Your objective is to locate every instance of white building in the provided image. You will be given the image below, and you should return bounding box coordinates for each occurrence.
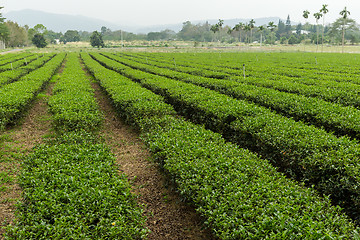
[292,30,311,35]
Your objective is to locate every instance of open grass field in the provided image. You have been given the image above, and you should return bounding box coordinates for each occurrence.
[1,48,360,239]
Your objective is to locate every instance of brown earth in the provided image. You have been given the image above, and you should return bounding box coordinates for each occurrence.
[92,81,215,240]
[0,82,54,239]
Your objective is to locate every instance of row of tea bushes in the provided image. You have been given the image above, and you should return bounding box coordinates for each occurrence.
[81,52,359,239]
[122,52,360,107]
[5,53,148,239]
[0,54,55,87]
[0,53,64,129]
[90,53,360,223]
[102,53,360,140]
[48,53,102,132]
[134,52,360,85]
[0,54,39,72]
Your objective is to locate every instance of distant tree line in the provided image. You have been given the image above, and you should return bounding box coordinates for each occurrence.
[176,14,360,46]
[0,5,359,49]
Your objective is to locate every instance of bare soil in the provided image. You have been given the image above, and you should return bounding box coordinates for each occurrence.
[0,83,54,239]
[92,82,215,240]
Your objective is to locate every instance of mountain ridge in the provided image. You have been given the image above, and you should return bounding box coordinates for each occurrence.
[4,9,285,34]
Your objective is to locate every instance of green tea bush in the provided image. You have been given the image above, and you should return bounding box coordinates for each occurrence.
[81,52,360,239]
[5,131,147,239]
[0,53,65,129]
[48,53,102,132]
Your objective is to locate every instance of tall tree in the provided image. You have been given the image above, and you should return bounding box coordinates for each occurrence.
[217,19,224,28]
[340,7,350,53]
[329,17,358,44]
[32,33,47,48]
[302,10,310,51]
[258,26,265,46]
[33,24,47,34]
[267,22,277,44]
[46,30,62,44]
[277,20,286,35]
[178,21,212,42]
[303,10,310,21]
[210,19,224,42]
[28,24,47,43]
[244,23,251,44]
[320,4,329,52]
[296,23,302,35]
[232,22,244,42]
[90,31,105,48]
[210,24,219,42]
[285,15,291,33]
[249,19,255,43]
[5,21,27,47]
[0,7,9,45]
[179,21,195,41]
[61,30,80,44]
[313,12,323,51]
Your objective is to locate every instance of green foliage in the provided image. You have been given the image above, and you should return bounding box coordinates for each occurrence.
[90,31,104,48]
[288,34,299,44]
[81,52,360,238]
[32,34,47,48]
[144,116,358,239]
[5,21,28,47]
[178,21,217,42]
[61,30,80,44]
[147,29,175,41]
[44,30,62,44]
[0,54,64,129]
[80,53,175,128]
[5,131,147,239]
[0,53,55,86]
[329,17,359,44]
[5,52,148,239]
[0,6,9,42]
[93,52,360,223]
[33,24,47,35]
[48,53,102,132]
[116,52,360,140]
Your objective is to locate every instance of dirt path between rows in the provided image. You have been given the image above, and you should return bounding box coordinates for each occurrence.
[92,82,214,240]
[0,82,54,239]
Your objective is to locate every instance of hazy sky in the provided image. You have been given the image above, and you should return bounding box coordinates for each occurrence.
[0,0,358,26]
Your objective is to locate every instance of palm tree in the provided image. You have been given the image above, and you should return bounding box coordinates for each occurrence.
[244,24,251,44]
[210,24,219,41]
[258,26,265,46]
[227,28,233,41]
[303,10,310,20]
[232,23,244,43]
[340,7,350,53]
[302,10,310,51]
[249,19,256,43]
[320,4,329,52]
[210,19,224,42]
[218,19,224,28]
[313,12,323,52]
[267,22,277,44]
